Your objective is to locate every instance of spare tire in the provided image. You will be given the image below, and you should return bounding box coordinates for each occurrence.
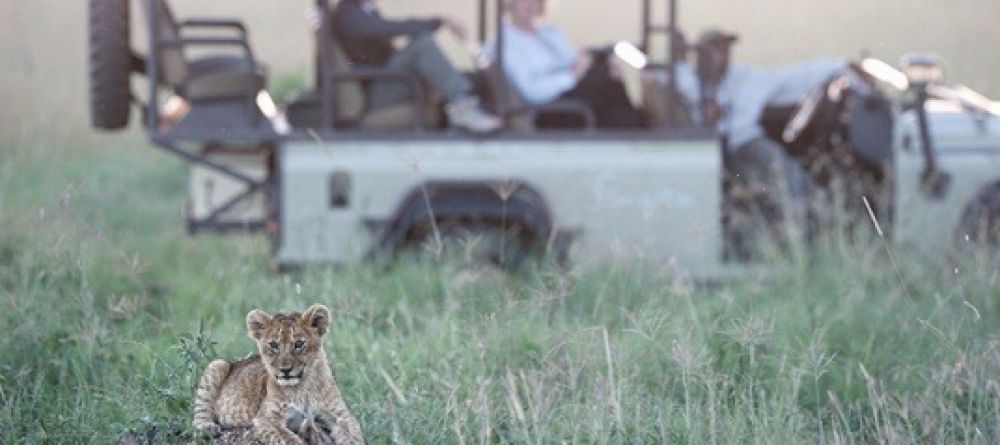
[89,0,132,131]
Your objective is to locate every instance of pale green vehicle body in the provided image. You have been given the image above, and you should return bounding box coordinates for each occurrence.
[276,137,723,273]
[188,101,1000,277]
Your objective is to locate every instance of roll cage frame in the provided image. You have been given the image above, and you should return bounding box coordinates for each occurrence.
[138,0,706,234]
[142,0,696,141]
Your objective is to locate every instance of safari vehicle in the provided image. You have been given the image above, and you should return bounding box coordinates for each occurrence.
[88,0,1000,276]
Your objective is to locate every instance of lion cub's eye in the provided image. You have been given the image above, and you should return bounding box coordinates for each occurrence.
[268,341,280,352]
[293,340,306,351]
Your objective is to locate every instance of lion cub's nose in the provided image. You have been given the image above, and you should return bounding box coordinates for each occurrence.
[279,365,294,375]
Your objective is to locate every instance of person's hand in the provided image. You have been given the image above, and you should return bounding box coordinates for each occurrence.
[573,53,593,80]
[701,99,722,127]
[441,17,468,42]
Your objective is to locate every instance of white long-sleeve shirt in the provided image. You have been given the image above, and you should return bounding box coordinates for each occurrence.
[491,23,580,105]
[678,58,847,149]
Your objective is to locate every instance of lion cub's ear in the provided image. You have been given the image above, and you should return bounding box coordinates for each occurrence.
[301,304,331,337]
[246,309,273,340]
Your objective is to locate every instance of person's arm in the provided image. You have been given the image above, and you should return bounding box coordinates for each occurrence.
[333,2,442,41]
[501,29,577,104]
[673,61,702,124]
[719,67,772,149]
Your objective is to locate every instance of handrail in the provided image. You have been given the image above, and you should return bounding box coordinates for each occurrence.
[495,0,507,121]
[158,37,255,63]
[666,0,678,126]
[145,0,161,138]
[640,0,680,126]
[317,0,334,130]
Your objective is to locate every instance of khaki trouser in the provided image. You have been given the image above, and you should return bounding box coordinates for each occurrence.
[367,34,472,110]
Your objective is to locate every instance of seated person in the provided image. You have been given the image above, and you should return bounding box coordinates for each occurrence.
[331,0,501,133]
[680,28,849,253]
[494,0,644,129]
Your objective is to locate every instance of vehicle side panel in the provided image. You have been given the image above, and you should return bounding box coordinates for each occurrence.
[278,139,723,275]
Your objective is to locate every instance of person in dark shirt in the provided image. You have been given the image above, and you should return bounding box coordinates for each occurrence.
[330,0,501,133]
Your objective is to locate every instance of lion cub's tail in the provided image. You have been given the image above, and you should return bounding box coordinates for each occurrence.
[193,359,232,433]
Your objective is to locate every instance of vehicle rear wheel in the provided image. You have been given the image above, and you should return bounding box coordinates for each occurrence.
[89,0,132,131]
[406,217,536,271]
[958,184,1000,252]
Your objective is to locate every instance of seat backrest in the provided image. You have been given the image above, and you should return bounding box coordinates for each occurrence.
[143,0,188,87]
[327,40,421,130]
[484,63,534,132]
[321,2,422,129]
[326,39,366,122]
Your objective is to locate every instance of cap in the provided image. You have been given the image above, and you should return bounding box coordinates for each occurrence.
[696,28,739,49]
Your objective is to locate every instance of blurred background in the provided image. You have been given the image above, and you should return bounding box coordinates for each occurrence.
[1,0,998,148]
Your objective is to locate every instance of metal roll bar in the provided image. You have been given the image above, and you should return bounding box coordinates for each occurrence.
[150,0,684,135]
[317,0,335,129]
[145,0,160,137]
[640,0,680,126]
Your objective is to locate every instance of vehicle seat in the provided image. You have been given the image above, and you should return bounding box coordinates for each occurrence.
[285,27,433,131]
[145,0,266,102]
[327,41,427,130]
[326,41,365,123]
[183,56,263,100]
[484,62,596,132]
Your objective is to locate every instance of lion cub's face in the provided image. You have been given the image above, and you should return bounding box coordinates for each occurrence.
[246,304,330,388]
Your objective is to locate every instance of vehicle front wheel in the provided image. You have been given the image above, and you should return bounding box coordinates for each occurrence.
[957,183,1000,253]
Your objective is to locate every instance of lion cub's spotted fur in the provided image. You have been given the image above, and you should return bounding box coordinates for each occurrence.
[193,304,363,445]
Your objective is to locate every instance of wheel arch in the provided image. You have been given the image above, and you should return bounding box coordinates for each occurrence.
[369,180,556,261]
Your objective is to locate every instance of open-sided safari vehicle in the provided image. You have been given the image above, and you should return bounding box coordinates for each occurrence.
[89,0,1000,276]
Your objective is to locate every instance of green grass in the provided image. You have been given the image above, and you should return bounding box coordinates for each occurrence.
[1,141,999,444]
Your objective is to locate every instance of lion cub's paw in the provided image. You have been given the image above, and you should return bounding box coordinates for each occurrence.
[194,421,222,437]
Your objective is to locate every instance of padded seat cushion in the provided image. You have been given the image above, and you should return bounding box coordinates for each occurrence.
[328,42,367,121]
[184,56,266,101]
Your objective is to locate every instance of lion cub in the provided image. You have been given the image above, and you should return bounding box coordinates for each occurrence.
[192,304,364,445]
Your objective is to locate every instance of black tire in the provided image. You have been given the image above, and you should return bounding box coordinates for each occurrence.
[89,0,132,131]
[406,216,535,271]
[958,183,1000,250]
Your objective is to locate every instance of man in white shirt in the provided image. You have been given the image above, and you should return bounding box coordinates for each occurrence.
[495,0,643,128]
[684,29,848,256]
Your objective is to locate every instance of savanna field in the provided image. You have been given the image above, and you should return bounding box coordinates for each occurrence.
[3,141,1000,444]
[3,1,1000,444]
